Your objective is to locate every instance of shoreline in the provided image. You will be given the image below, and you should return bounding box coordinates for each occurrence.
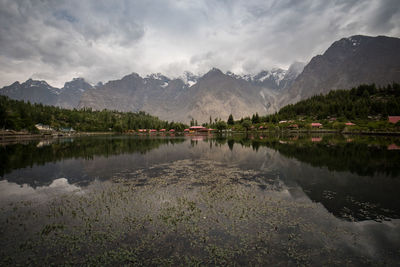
[0,131,115,145]
[1,129,400,145]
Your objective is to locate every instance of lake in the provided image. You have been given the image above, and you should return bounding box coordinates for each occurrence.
[1,133,400,265]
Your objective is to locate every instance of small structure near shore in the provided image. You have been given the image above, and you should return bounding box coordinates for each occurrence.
[60,127,75,133]
[311,122,322,128]
[35,123,53,131]
[189,126,206,132]
[388,116,400,124]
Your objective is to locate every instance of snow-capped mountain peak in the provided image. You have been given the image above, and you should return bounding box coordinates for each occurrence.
[146,73,170,81]
[179,71,198,87]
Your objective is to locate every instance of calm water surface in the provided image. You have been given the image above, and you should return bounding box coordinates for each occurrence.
[1,134,400,265]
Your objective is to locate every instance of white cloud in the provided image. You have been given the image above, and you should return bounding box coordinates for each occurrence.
[0,0,399,87]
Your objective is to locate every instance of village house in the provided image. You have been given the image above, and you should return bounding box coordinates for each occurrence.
[388,116,400,124]
[189,126,208,132]
[311,122,322,128]
[35,123,53,131]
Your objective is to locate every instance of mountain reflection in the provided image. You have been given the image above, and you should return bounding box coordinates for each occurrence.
[1,134,400,222]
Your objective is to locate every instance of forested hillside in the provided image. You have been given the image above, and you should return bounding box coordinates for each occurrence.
[0,96,187,132]
[265,83,400,122]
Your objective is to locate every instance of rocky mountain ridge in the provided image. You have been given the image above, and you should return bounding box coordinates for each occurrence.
[280,35,400,106]
[1,66,301,122]
[1,35,400,123]
[77,66,300,122]
[0,78,93,109]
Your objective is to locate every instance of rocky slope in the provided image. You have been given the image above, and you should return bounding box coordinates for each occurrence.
[282,35,400,106]
[57,78,93,109]
[0,77,92,109]
[77,64,304,123]
[78,68,287,123]
[0,79,60,105]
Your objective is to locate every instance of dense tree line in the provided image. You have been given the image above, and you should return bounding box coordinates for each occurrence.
[0,95,187,132]
[263,83,400,122]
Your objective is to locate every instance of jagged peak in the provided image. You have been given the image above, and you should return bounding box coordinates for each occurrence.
[206,67,223,75]
[225,71,242,80]
[24,78,52,87]
[146,73,170,81]
[121,72,142,81]
[63,77,93,91]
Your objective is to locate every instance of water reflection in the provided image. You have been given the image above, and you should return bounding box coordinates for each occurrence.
[1,134,400,265]
[1,134,400,222]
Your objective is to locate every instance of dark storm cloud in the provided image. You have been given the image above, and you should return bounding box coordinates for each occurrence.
[0,0,399,87]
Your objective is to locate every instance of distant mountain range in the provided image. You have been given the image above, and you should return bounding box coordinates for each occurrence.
[0,78,93,109]
[77,65,305,123]
[1,35,400,123]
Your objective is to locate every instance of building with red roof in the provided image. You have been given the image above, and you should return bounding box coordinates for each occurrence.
[311,122,322,128]
[388,144,400,150]
[345,122,355,126]
[189,126,206,131]
[388,116,400,124]
[311,137,322,142]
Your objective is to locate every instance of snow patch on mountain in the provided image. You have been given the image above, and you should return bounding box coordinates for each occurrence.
[188,81,196,87]
[179,71,198,86]
[347,37,360,47]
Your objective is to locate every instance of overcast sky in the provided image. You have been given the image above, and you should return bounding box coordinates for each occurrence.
[0,0,399,87]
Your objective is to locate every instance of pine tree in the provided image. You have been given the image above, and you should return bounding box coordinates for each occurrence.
[227,114,234,125]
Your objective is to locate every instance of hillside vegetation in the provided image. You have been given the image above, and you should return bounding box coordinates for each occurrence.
[273,83,400,121]
[224,83,400,132]
[0,96,187,132]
